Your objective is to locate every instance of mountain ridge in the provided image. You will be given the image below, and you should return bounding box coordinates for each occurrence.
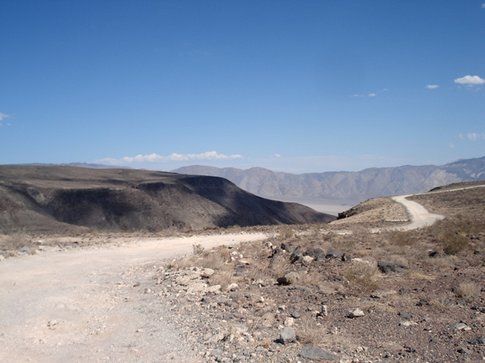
[0,165,333,234]
[174,156,485,205]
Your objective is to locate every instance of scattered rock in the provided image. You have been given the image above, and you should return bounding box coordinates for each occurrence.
[378,260,408,274]
[317,304,328,317]
[453,322,471,331]
[457,347,470,354]
[428,250,439,258]
[299,345,337,361]
[0,255,5,262]
[347,308,365,318]
[289,309,301,319]
[277,327,296,344]
[416,298,429,306]
[398,312,412,320]
[304,247,326,261]
[290,249,303,263]
[206,284,222,294]
[284,317,295,327]
[325,249,342,259]
[238,259,251,265]
[468,336,484,345]
[277,272,299,286]
[47,320,58,330]
[302,255,314,265]
[341,253,351,262]
[226,283,239,292]
[200,268,215,278]
[143,288,152,294]
[400,321,417,327]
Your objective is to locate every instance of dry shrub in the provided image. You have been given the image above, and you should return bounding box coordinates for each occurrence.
[343,262,379,292]
[279,226,296,240]
[388,230,415,246]
[198,247,231,270]
[210,270,234,289]
[440,231,469,255]
[192,243,205,256]
[429,218,474,255]
[455,282,480,302]
[297,319,322,344]
[269,254,292,278]
[0,233,35,256]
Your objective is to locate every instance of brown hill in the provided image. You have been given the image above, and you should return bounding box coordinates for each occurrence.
[0,165,333,234]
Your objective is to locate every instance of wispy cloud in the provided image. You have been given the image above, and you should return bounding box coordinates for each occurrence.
[0,112,9,123]
[352,92,377,98]
[454,75,485,86]
[482,3,485,9]
[426,84,439,90]
[458,132,485,141]
[98,151,243,165]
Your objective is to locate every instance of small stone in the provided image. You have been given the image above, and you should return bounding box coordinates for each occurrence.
[428,250,439,257]
[378,261,408,274]
[398,312,412,320]
[347,308,365,318]
[284,317,295,327]
[206,284,221,293]
[289,309,301,319]
[299,345,337,361]
[239,259,251,265]
[277,272,299,285]
[302,255,314,265]
[400,321,417,327]
[453,322,471,331]
[143,288,152,294]
[47,320,58,330]
[416,298,429,306]
[317,305,328,317]
[277,327,296,344]
[341,253,351,262]
[457,347,470,354]
[304,247,326,261]
[325,249,342,259]
[200,268,215,278]
[226,283,239,291]
[468,336,484,345]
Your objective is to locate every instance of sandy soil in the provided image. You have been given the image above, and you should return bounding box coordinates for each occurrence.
[0,232,269,363]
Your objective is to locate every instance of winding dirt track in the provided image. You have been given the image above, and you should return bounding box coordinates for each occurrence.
[0,233,269,363]
[390,185,485,231]
[391,195,444,231]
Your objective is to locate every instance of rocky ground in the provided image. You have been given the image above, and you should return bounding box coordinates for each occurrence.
[143,189,484,362]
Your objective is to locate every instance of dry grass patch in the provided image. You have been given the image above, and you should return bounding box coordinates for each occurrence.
[342,262,379,293]
[455,282,480,302]
[297,319,323,344]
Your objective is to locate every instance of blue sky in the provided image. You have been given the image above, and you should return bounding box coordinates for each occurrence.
[0,1,484,173]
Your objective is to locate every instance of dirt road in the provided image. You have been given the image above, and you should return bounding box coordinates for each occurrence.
[0,232,269,363]
[391,185,485,231]
[391,195,444,230]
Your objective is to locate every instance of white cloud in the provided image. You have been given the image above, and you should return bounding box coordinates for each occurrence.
[0,112,9,121]
[454,75,485,86]
[352,92,378,98]
[458,132,485,141]
[482,3,485,8]
[99,151,243,165]
[426,84,439,90]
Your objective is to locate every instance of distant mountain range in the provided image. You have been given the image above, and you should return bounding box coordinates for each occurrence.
[174,156,485,205]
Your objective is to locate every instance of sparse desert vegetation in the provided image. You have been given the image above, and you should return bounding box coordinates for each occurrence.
[153,185,484,362]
